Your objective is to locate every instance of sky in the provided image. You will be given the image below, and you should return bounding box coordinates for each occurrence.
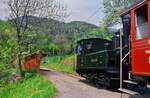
[0,0,10,20]
[61,0,105,26]
[0,0,105,26]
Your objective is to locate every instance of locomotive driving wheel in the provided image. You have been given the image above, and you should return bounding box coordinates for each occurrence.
[96,73,111,89]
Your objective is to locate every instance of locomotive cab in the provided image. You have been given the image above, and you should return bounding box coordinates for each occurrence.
[76,38,112,74]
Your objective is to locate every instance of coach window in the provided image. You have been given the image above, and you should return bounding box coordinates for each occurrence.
[135,4,148,40]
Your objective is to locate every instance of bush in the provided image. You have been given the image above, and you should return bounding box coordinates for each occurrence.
[0,21,18,83]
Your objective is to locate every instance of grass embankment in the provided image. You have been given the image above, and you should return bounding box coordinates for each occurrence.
[42,55,76,74]
[0,74,57,98]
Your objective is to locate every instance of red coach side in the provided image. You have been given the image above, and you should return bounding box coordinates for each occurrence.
[130,0,150,76]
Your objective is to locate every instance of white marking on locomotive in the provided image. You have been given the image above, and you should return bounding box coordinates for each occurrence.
[148,57,150,64]
[145,50,150,54]
[148,39,150,44]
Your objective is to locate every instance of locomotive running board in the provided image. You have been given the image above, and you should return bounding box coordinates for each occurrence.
[147,84,150,88]
[123,80,137,85]
[118,88,139,95]
[124,80,150,88]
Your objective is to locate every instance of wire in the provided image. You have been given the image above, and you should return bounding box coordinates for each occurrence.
[85,7,101,21]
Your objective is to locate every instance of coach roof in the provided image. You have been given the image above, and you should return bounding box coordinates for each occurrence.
[121,0,147,16]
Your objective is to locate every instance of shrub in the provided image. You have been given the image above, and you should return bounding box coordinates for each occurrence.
[0,74,57,98]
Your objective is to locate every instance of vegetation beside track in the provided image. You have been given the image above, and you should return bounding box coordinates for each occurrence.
[0,74,57,98]
[42,55,76,74]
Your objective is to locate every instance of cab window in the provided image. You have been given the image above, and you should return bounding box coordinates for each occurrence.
[135,4,148,40]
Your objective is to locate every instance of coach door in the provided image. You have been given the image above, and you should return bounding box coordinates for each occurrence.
[131,2,150,76]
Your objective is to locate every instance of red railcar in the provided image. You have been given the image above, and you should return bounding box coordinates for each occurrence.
[121,0,150,78]
[120,0,150,94]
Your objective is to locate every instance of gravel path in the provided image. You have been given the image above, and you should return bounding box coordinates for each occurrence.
[41,70,130,98]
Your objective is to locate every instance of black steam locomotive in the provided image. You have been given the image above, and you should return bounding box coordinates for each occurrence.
[76,32,130,88]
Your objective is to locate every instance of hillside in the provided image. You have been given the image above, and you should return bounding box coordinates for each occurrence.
[26,16,98,40]
[6,16,98,54]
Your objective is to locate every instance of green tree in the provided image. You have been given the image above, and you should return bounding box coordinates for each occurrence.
[8,0,67,76]
[45,43,59,56]
[88,27,112,40]
[102,0,136,26]
[0,21,17,83]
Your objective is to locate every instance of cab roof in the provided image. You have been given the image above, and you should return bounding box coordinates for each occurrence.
[77,38,111,43]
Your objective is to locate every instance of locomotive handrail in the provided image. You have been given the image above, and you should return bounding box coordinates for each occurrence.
[85,48,119,56]
[121,51,131,62]
[85,50,107,56]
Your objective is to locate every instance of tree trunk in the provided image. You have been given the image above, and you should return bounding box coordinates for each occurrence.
[17,28,24,77]
[53,48,55,56]
[17,51,24,77]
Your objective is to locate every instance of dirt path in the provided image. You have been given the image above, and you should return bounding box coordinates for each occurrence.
[41,70,130,98]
